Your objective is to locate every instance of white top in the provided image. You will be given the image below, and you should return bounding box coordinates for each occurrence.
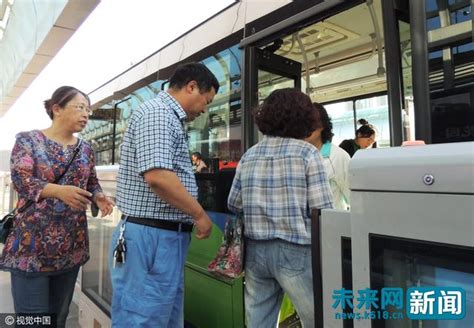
[321,143,351,210]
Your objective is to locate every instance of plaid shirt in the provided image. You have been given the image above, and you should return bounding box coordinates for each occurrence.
[116,91,196,223]
[228,136,333,245]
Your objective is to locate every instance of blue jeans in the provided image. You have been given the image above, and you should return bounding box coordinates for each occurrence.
[245,239,314,328]
[109,220,191,328]
[10,267,79,328]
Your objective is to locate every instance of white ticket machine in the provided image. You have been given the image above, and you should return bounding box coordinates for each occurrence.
[321,142,474,327]
[348,142,474,327]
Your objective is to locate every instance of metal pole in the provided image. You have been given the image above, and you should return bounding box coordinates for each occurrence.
[0,173,5,214]
[382,0,404,146]
[311,209,323,328]
[241,46,258,153]
[409,0,432,143]
[111,97,131,165]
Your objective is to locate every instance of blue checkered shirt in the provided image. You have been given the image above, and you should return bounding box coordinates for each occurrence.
[227,136,333,244]
[116,91,196,223]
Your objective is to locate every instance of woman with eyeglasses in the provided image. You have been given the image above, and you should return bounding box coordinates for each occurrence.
[339,118,377,158]
[0,86,114,327]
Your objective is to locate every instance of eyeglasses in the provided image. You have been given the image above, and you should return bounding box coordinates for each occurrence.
[68,103,93,115]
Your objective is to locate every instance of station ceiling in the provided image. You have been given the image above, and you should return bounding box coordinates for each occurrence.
[0,0,99,117]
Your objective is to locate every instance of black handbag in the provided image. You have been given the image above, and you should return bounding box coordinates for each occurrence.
[0,139,83,244]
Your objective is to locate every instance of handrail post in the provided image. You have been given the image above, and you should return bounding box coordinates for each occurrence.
[311,209,323,327]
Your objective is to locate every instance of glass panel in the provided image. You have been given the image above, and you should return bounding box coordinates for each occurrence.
[302,0,387,103]
[324,101,355,146]
[257,69,295,103]
[370,236,474,327]
[189,45,242,212]
[82,80,165,165]
[396,1,473,144]
[188,45,243,171]
[255,1,391,148]
[255,69,296,142]
[259,0,388,102]
[81,209,121,316]
[425,0,474,143]
[325,95,390,149]
[398,20,415,142]
[81,116,114,165]
[355,95,390,147]
[431,87,473,143]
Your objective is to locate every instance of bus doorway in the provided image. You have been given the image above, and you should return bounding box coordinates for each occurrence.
[241,1,390,327]
[254,47,302,103]
[242,47,302,146]
[243,0,392,149]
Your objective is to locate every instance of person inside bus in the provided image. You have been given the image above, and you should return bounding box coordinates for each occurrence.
[339,118,376,157]
[0,86,114,328]
[228,88,333,328]
[110,62,218,327]
[306,102,350,211]
[191,151,207,173]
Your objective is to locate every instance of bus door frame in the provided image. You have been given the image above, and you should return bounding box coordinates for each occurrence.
[243,43,323,328]
[242,47,302,150]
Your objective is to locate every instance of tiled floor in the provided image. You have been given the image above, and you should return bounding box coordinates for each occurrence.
[0,270,80,327]
[0,270,14,314]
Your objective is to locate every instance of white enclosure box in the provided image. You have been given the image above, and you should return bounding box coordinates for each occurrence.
[348,142,474,327]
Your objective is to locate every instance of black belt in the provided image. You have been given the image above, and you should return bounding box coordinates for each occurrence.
[123,215,194,233]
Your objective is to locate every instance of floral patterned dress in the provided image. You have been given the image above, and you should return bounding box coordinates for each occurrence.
[0,130,102,274]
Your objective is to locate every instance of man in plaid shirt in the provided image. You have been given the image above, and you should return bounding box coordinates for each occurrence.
[110,63,219,327]
[228,88,333,328]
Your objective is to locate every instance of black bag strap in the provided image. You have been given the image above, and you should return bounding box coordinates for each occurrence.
[15,139,83,214]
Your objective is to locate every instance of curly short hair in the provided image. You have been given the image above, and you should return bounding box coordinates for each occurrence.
[313,102,334,143]
[254,88,320,139]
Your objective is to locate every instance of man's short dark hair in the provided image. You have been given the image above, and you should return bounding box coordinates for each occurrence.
[254,88,320,139]
[169,62,219,94]
[192,152,202,160]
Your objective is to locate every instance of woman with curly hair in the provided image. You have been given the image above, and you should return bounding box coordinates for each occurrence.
[227,88,333,328]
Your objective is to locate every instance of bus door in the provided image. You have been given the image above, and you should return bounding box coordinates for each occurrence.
[254,47,302,103]
[244,44,328,328]
[243,47,302,147]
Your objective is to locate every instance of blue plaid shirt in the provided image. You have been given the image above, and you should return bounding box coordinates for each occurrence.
[227,136,333,245]
[116,91,196,223]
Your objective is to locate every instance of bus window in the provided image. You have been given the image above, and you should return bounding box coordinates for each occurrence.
[255,0,391,146]
[188,45,243,212]
[400,0,473,143]
[324,101,355,146]
[355,95,390,147]
[188,45,243,170]
[83,80,166,165]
